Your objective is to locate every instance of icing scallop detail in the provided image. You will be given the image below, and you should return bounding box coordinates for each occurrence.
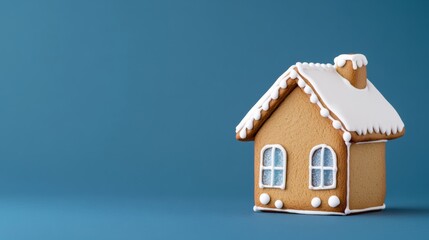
[239,129,247,139]
[270,88,279,100]
[290,70,298,79]
[343,132,352,142]
[373,124,380,134]
[279,79,287,89]
[320,108,329,118]
[262,100,270,111]
[259,193,270,205]
[335,58,346,68]
[253,111,261,121]
[386,128,392,136]
[334,54,368,70]
[245,120,253,130]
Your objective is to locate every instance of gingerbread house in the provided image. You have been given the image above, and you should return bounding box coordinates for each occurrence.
[235,54,405,215]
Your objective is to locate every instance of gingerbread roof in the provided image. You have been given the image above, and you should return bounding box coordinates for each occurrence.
[235,54,405,142]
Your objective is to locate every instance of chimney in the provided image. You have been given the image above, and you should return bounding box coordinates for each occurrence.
[334,54,368,89]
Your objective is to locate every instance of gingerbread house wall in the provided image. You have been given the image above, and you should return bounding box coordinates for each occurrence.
[349,142,386,210]
[254,88,347,213]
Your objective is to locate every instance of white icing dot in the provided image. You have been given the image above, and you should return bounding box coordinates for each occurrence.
[310,94,318,103]
[275,200,283,209]
[290,70,298,79]
[343,132,352,142]
[245,120,253,130]
[303,85,312,94]
[311,197,321,208]
[315,63,321,67]
[320,108,329,117]
[309,62,314,67]
[253,111,261,121]
[332,120,342,129]
[259,193,270,205]
[279,79,287,89]
[302,62,309,67]
[392,127,397,135]
[262,100,270,111]
[368,127,374,134]
[239,129,247,139]
[326,63,333,68]
[270,89,279,100]
[336,59,346,67]
[328,196,340,208]
[297,79,306,88]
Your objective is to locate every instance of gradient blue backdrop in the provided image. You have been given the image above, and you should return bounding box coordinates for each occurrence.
[0,0,427,239]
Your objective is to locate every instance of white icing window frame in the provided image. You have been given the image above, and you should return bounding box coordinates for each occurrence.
[308,144,337,190]
[259,144,287,189]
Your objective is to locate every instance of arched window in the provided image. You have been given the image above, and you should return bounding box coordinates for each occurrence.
[309,144,337,190]
[259,144,286,189]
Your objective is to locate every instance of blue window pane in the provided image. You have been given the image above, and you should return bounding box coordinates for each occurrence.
[324,170,334,186]
[311,169,321,187]
[274,148,283,167]
[262,170,272,185]
[323,148,334,167]
[263,148,272,167]
[312,148,322,166]
[273,170,283,186]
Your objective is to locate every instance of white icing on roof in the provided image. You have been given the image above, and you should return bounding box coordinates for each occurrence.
[296,63,404,135]
[334,54,368,70]
[236,56,404,140]
[235,67,295,137]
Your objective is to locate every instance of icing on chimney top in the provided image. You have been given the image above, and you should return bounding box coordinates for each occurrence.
[334,54,368,89]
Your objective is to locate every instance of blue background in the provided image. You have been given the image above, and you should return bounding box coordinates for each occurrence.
[0,0,427,239]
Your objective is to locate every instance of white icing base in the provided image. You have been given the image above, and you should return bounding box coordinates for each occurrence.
[254,206,345,215]
[356,139,387,144]
[254,204,385,215]
[346,204,386,214]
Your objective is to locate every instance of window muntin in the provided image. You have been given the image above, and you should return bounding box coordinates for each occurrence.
[309,144,337,190]
[259,144,286,189]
